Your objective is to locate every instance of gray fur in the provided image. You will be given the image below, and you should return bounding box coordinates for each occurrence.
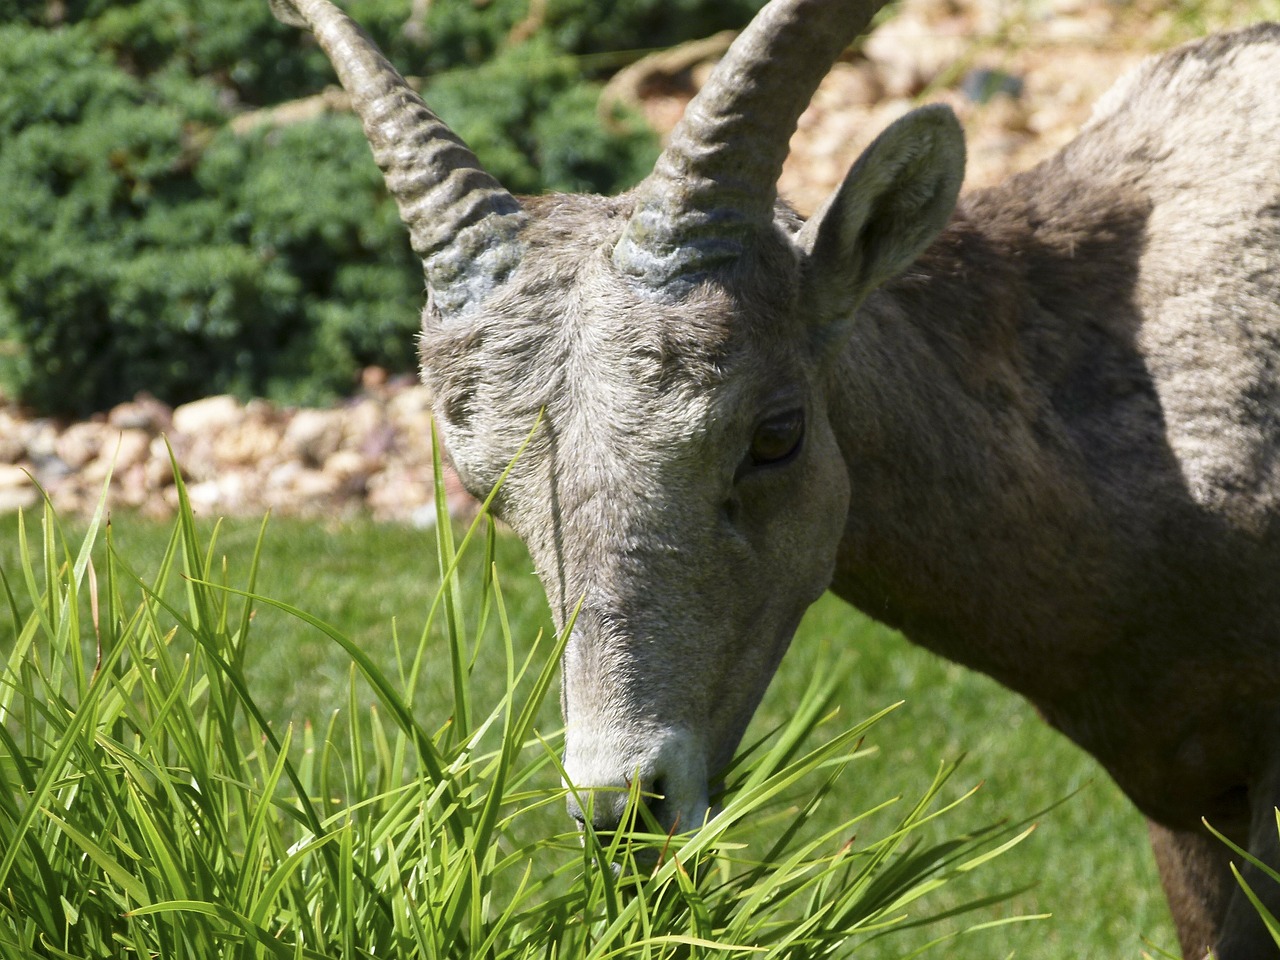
[277,1,1280,955]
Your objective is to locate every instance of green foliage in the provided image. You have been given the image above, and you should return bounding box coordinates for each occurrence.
[544,0,769,60]
[0,469,1035,958]
[0,0,730,416]
[417,0,767,73]
[427,36,658,195]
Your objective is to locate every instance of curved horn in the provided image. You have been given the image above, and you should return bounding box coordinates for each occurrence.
[270,0,525,316]
[614,0,886,286]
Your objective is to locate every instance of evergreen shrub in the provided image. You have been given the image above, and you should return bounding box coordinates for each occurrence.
[0,0,763,416]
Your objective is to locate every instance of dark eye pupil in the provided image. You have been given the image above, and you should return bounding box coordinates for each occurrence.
[750,410,804,465]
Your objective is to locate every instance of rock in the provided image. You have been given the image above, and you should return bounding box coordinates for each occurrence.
[386,388,435,459]
[144,435,179,488]
[181,472,250,513]
[108,394,172,433]
[50,485,92,516]
[185,479,224,510]
[324,449,373,495]
[0,464,38,514]
[366,464,433,521]
[827,60,884,109]
[212,401,283,466]
[71,428,152,484]
[0,463,33,489]
[266,466,339,509]
[0,411,26,463]
[387,385,433,422]
[863,8,966,98]
[340,397,385,448]
[267,459,302,489]
[55,422,105,470]
[172,395,243,437]
[22,420,58,462]
[361,365,389,392]
[291,468,340,501]
[961,68,1024,105]
[1044,5,1115,41]
[113,429,154,472]
[0,485,40,513]
[282,408,345,466]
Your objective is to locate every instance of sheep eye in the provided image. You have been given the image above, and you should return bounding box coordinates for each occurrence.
[749,409,804,466]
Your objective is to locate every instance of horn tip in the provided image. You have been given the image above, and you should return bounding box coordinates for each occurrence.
[268,0,309,29]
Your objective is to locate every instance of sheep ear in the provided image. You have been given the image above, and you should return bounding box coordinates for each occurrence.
[797,104,965,349]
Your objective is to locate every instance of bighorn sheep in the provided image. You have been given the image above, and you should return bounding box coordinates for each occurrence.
[269,0,1280,955]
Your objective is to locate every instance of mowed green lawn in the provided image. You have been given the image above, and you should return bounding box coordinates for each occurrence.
[0,509,1174,958]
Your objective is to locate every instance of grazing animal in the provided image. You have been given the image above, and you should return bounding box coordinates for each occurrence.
[269,0,1280,955]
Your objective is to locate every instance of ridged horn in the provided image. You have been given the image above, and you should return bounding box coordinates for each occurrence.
[613,0,887,287]
[270,0,525,317]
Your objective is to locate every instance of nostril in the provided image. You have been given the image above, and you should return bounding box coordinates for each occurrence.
[566,784,630,833]
[563,729,708,837]
[565,781,673,835]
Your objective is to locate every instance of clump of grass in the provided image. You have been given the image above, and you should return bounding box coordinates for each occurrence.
[0,457,1040,958]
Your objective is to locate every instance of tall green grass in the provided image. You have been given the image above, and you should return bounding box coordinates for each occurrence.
[0,517,1177,958]
[0,469,1039,958]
